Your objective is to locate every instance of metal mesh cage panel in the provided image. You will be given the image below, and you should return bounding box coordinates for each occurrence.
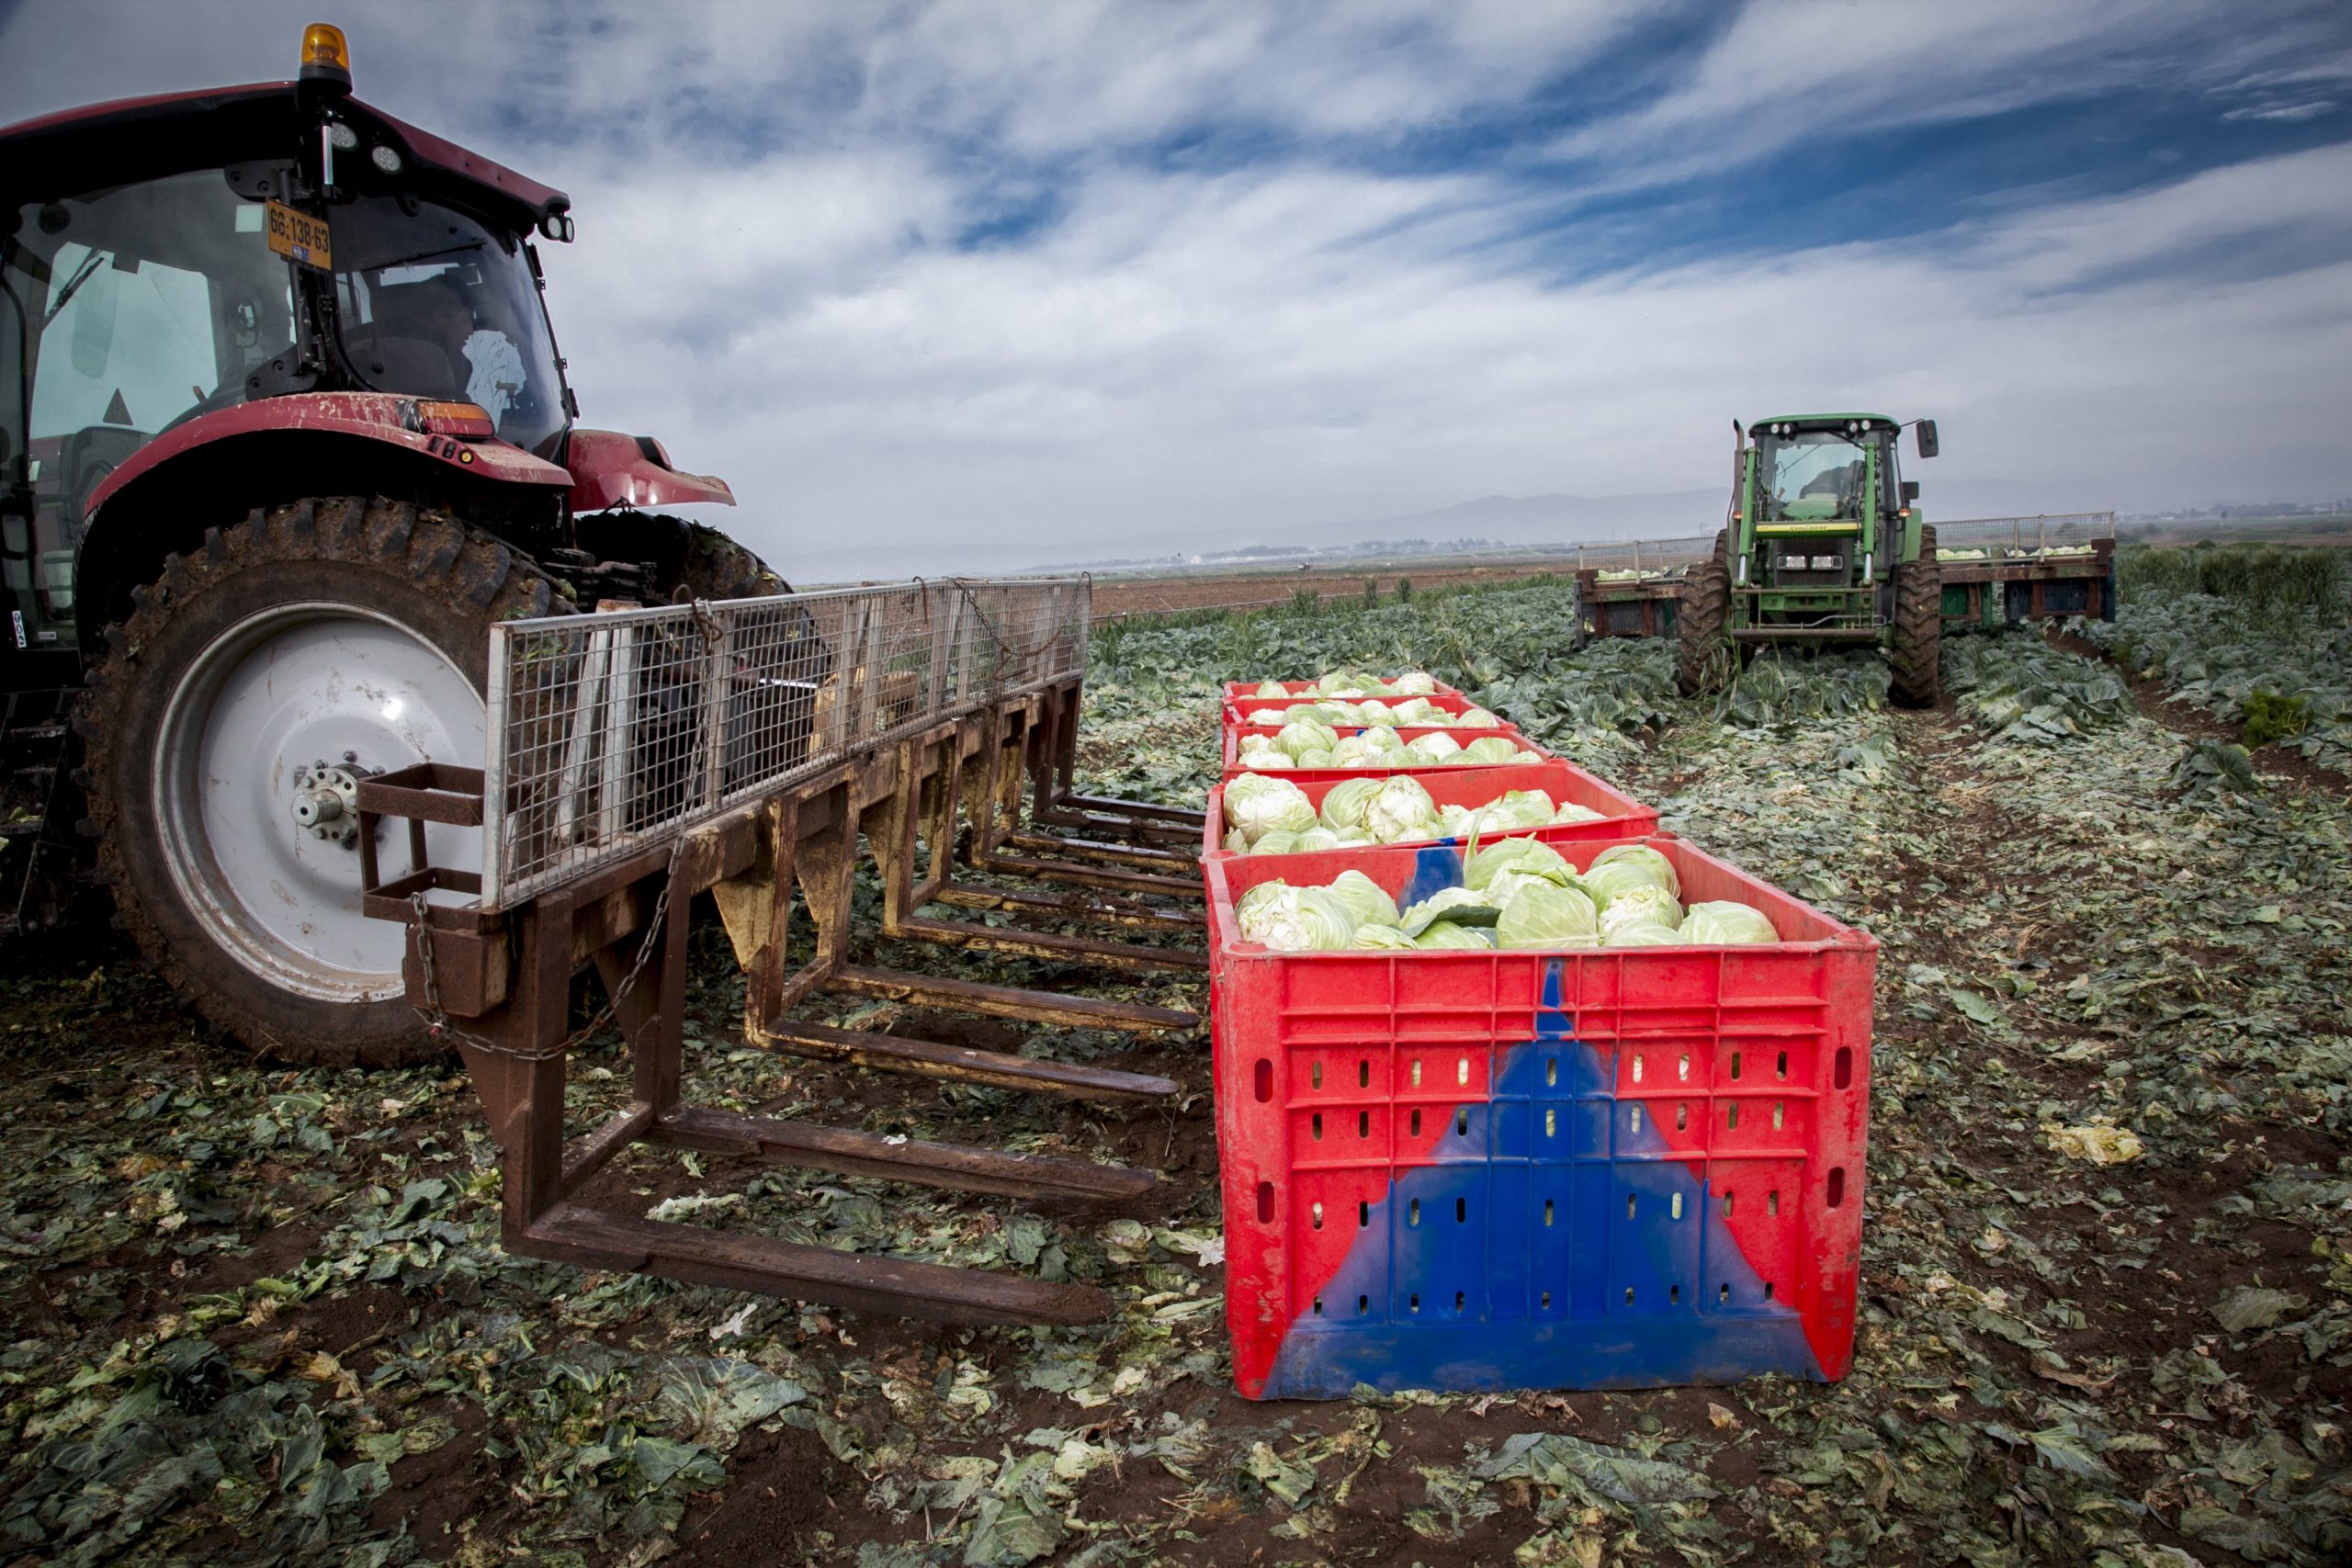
[1572,534,1719,575]
[1930,513,2116,553]
[481,578,1089,904]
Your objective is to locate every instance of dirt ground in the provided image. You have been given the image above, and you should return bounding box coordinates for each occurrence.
[0,615,2346,1566]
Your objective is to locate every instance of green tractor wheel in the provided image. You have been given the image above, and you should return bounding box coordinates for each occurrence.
[1889,525,1942,708]
[1674,529,1732,696]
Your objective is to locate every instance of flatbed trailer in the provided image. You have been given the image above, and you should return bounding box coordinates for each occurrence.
[1570,534,1713,642]
[1570,512,2119,644]
[1933,513,2119,625]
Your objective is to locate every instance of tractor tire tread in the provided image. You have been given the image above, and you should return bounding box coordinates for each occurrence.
[1889,525,1942,709]
[80,494,571,1069]
[1675,529,1732,696]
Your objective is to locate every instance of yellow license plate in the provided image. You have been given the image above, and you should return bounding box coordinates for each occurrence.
[265,199,334,270]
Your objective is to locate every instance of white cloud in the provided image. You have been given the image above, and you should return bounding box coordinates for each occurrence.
[3,0,2347,577]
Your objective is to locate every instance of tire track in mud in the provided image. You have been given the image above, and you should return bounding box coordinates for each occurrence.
[1871,699,2347,1563]
[1652,685,2349,1563]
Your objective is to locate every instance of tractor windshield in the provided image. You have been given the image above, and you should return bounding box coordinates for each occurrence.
[1756,431,1884,523]
[327,193,567,458]
[1,168,304,647]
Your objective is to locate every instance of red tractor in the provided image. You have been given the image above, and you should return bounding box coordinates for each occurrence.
[0,25,805,1065]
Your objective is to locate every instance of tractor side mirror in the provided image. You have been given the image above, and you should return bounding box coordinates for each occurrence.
[1900,479,1920,504]
[1915,419,1939,459]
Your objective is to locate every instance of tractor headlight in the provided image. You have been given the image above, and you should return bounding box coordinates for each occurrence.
[370,143,402,175]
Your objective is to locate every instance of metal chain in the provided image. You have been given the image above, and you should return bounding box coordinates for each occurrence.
[409,834,689,1061]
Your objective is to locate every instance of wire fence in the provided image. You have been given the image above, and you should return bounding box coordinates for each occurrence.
[481,578,1089,906]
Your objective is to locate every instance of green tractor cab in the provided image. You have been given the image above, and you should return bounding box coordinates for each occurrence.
[1676,412,1944,707]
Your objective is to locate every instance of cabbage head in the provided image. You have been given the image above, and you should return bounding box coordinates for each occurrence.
[1392,671,1438,695]
[1319,777,1383,833]
[1465,837,1574,893]
[1364,776,1441,842]
[1223,828,1249,852]
[1242,751,1295,770]
[1328,869,1402,929]
[1587,843,1680,899]
[1329,736,1386,767]
[1459,736,1521,765]
[1234,879,1290,934]
[1598,884,1682,936]
[1357,701,1402,727]
[1602,919,1683,948]
[1495,882,1600,949]
[1391,697,1435,724]
[1457,707,1499,728]
[1227,774,1316,841]
[1294,827,1341,852]
[1296,750,1337,768]
[1253,680,1291,699]
[1552,802,1604,824]
[1277,718,1339,761]
[1248,886,1360,951]
[1246,706,1290,725]
[1404,732,1463,762]
[1679,900,1780,944]
[1413,920,1495,950]
[1250,829,1301,856]
[1351,922,1418,950]
[1490,789,1556,827]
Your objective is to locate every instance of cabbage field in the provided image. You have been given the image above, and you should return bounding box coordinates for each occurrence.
[2,561,2348,1568]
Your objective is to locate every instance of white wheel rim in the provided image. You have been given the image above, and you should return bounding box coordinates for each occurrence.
[153,602,483,1005]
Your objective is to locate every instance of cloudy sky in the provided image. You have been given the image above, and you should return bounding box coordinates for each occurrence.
[5,0,2349,578]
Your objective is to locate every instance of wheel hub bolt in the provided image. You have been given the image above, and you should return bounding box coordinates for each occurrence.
[289,761,370,847]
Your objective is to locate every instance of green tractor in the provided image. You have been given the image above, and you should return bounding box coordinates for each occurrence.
[1676,413,1944,707]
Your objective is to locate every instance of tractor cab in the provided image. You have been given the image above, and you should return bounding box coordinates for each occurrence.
[1679,411,1945,709]
[1740,413,1929,599]
[0,25,584,664]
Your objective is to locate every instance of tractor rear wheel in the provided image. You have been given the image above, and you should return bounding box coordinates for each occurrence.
[1889,525,1942,708]
[80,498,567,1066]
[1675,529,1732,695]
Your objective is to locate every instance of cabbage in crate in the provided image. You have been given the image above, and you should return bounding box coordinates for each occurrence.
[1230,854,1782,953]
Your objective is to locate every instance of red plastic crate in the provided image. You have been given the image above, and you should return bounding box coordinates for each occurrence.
[1201,761,1658,864]
[1223,679,1467,707]
[1204,835,1874,1400]
[1224,689,1491,732]
[1222,722,1549,785]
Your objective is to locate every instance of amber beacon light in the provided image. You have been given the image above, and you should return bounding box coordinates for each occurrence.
[298,23,352,88]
